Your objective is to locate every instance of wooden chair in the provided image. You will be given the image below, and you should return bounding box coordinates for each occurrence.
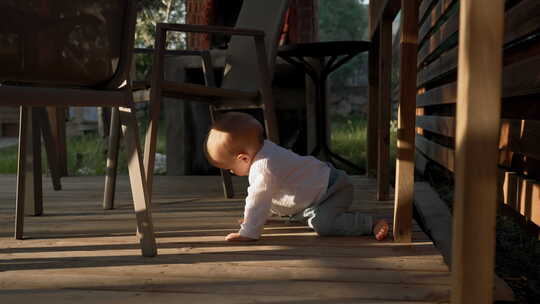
[143,0,289,200]
[0,0,157,257]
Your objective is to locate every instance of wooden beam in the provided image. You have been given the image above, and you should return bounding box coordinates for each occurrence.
[367,32,380,178]
[416,115,455,137]
[415,134,455,172]
[369,0,401,39]
[417,46,458,87]
[416,82,457,107]
[377,17,393,201]
[451,0,505,303]
[504,0,540,45]
[393,0,419,243]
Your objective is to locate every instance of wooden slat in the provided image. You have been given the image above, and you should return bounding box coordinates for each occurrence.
[417,0,540,89]
[418,1,440,44]
[415,150,430,175]
[418,52,540,104]
[418,0,436,25]
[500,169,540,226]
[417,8,459,67]
[416,115,455,137]
[499,119,540,160]
[502,53,540,98]
[418,0,456,46]
[451,0,505,302]
[504,0,540,45]
[417,46,458,87]
[415,134,454,171]
[393,0,419,243]
[441,0,455,12]
[416,82,457,107]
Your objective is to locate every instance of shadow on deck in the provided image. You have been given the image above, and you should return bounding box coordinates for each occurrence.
[0,175,452,303]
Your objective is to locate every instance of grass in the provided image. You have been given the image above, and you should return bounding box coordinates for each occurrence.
[331,115,397,176]
[0,115,395,177]
[0,145,18,173]
[0,123,166,176]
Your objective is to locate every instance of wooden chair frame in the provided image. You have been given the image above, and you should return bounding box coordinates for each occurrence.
[0,0,157,257]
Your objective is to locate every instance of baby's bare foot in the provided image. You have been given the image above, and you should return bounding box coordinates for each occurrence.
[373,219,389,241]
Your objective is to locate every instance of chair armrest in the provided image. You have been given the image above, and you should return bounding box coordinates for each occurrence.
[135,48,209,57]
[156,23,265,37]
[137,47,218,88]
[151,24,267,91]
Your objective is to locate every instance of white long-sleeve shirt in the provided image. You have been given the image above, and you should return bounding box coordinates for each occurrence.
[238,140,330,239]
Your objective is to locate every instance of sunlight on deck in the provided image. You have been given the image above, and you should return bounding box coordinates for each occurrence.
[0,175,451,303]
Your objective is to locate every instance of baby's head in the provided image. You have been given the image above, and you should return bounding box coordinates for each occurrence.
[205,112,264,176]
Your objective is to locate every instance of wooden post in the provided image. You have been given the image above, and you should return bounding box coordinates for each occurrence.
[164,57,190,176]
[451,0,504,303]
[393,0,418,243]
[377,17,392,201]
[367,31,380,178]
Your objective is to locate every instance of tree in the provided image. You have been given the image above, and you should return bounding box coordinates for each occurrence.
[319,0,368,91]
[134,0,186,79]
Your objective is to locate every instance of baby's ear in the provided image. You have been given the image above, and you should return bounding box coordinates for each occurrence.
[237,153,251,163]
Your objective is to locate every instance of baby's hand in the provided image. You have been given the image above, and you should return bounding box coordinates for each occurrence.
[225,232,257,242]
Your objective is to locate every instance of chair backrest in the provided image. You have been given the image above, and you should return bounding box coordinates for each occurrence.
[220,0,289,92]
[0,0,135,89]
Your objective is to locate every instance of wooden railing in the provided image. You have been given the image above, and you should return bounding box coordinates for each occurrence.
[370,0,506,302]
[415,0,540,228]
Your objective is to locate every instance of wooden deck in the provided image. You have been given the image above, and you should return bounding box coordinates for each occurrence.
[0,174,452,303]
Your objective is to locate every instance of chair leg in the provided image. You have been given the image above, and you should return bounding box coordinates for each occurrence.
[143,95,161,200]
[220,169,234,199]
[26,108,43,216]
[15,107,28,239]
[119,106,157,257]
[262,102,280,144]
[38,107,62,191]
[103,107,121,210]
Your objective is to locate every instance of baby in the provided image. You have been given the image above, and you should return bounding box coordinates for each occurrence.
[205,112,389,242]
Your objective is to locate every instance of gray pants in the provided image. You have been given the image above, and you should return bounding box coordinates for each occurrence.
[292,166,373,236]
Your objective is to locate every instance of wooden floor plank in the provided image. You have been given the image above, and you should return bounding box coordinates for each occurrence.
[0,175,451,303]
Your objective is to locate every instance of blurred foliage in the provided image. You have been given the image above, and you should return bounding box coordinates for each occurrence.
[134,0,186,80]
[135,0,186,48]
[319,0,368,91]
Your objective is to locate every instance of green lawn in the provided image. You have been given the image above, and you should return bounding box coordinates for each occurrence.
[0,125,166,176]
[330,115,397,175]
[0,116,396,176]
